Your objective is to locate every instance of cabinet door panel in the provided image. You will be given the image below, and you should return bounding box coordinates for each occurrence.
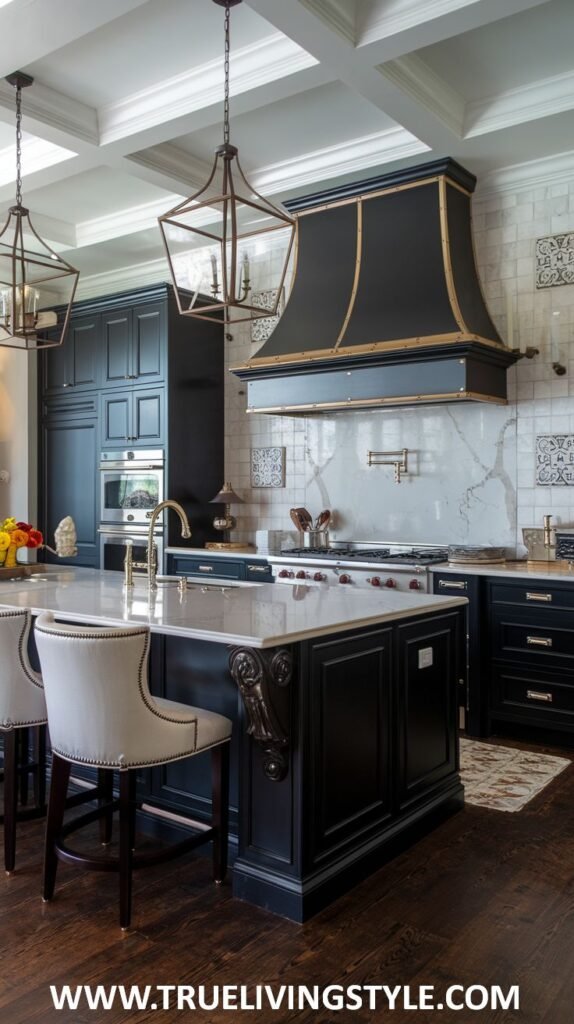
[307,628,393,865]
[102,309,132,386]
[133,303,164,382]
[101,394,130,446]
[397,612,460,810]
[133,387,164,444]
[42,337,69,393]
[41,416,98,567]
[71,316,99,389]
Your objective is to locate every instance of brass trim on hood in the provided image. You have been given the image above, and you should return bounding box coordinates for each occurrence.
[335,200,362,348]
[231,332,511,371]
[246,390,508,414]
[294,174,471,218]
[439,176,468,335]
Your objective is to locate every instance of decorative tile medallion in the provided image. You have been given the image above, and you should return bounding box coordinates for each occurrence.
[251,447,286,488]
[250,289,284,344]
[536,434,574,485]
[536,233,574,288]
[460,739,570,812]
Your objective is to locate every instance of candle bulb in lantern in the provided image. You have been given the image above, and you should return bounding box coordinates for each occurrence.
[210,254,219,296]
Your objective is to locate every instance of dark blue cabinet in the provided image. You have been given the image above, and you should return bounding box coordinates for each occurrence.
[167,554,273,582]
[40,396,99,568]
[39,284,225,560]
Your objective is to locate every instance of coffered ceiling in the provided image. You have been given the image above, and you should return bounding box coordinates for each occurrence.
[0,0,570,297]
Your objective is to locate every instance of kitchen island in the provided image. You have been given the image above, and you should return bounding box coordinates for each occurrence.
[0,567,466,921]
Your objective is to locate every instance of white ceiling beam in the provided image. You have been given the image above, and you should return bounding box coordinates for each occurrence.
[0,0,152,78]
[353,0,553,63]
[465,68,574,137]
[0,205,76,248]
[246,0,459,149]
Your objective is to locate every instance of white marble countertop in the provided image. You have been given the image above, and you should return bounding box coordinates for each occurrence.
[430,560,574,583]
[0,567,467,649]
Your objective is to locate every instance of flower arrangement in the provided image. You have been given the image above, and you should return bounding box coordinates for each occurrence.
[0,518,43,568]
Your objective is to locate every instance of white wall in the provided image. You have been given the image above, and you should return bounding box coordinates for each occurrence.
[0,349,37,530]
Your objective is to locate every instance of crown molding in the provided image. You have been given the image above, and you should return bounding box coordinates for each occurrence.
[252,127,429,195]
[378,55,464,137]
[476,148,574,198]
[0,78,98,147]
[465,67,574,138]
[98,33,318,146]
[75,257,170,301]
[299,0,356,44]
[127,143,213,194]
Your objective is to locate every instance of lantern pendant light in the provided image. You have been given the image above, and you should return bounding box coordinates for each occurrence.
[158,0,296,326]
[0,73,79,351]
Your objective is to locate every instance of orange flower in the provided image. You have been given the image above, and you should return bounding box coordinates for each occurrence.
[11,529,29,548]
[26,529,43,549]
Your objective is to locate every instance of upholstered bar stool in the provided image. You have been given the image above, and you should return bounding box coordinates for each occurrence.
[34,613,232,930]
[0,608,48,874]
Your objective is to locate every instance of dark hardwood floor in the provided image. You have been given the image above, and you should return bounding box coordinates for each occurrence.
[2,736,574,1023]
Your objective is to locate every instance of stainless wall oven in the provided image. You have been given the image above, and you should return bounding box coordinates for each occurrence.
[99,449,164,526]
[99,524,164,574]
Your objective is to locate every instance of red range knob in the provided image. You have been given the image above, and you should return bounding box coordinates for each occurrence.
[295,570,307,579]
[339,573,351,584]
[385,578,397,588]
[409,579,422,590]
[313,572,326,582]
[369,576,381,587]
[278,569,293,578]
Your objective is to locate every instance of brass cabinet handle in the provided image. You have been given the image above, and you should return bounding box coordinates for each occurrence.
[526,592,552,602]
[198,565,214,572]
[438,579,467,590]
[526,635,553,648]
[527,689,553,703]
[247,565,270,573]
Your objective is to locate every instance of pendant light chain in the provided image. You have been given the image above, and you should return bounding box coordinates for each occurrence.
[223,2,231,146]
[15,81,23,208]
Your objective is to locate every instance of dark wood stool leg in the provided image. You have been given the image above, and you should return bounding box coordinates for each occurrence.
[33,726,47,812]
[98,769,114,846]
[211,742,230,884]
[43,754,71,901]
[119,771,135,929]
[3,731,18,874]
[18,728,29,807]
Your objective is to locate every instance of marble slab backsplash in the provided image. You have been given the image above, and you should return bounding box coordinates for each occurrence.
[224,181,574,554]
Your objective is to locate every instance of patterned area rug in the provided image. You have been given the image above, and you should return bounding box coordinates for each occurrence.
[460,738,571,812]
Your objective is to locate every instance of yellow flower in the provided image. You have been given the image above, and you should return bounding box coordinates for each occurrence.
[2,517,16,532]
[0,531,10,551]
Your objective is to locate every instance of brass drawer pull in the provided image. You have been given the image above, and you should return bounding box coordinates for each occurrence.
[247,565,270,573]
[526,635,553,648]
[527,690,553,703]
[438,579,467,590]
[197,564,214,572]
[526,592,552,602]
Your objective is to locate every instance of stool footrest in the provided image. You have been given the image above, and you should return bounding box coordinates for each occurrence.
[54,826,216,873]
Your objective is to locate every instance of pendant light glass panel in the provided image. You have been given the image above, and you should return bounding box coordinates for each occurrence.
[0,205,79,350]
[159,145,295,325]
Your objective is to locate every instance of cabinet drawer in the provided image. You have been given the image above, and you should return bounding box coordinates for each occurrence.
[491,609,574,669]
[492,664,574,724]
[169,556,244,580]
[489,582,574,611]
[245,561,273,582]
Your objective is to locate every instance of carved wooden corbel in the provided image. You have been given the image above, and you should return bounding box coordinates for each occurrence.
[228,646,292,782]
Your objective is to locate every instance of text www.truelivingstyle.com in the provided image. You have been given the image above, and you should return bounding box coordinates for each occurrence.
[50,983,519,1013]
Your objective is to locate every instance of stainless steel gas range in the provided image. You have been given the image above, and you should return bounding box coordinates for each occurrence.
[271,544,449,593]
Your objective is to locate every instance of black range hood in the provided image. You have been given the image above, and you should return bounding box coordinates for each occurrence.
[231,158,518,414]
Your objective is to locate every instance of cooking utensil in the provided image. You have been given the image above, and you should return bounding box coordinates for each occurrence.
[314,509,331,530]
[291,507,312,531]
[290,508,306,532]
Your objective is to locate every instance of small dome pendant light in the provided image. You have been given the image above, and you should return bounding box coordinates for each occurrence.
[158,0,296,326]
[0,72,79,351]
